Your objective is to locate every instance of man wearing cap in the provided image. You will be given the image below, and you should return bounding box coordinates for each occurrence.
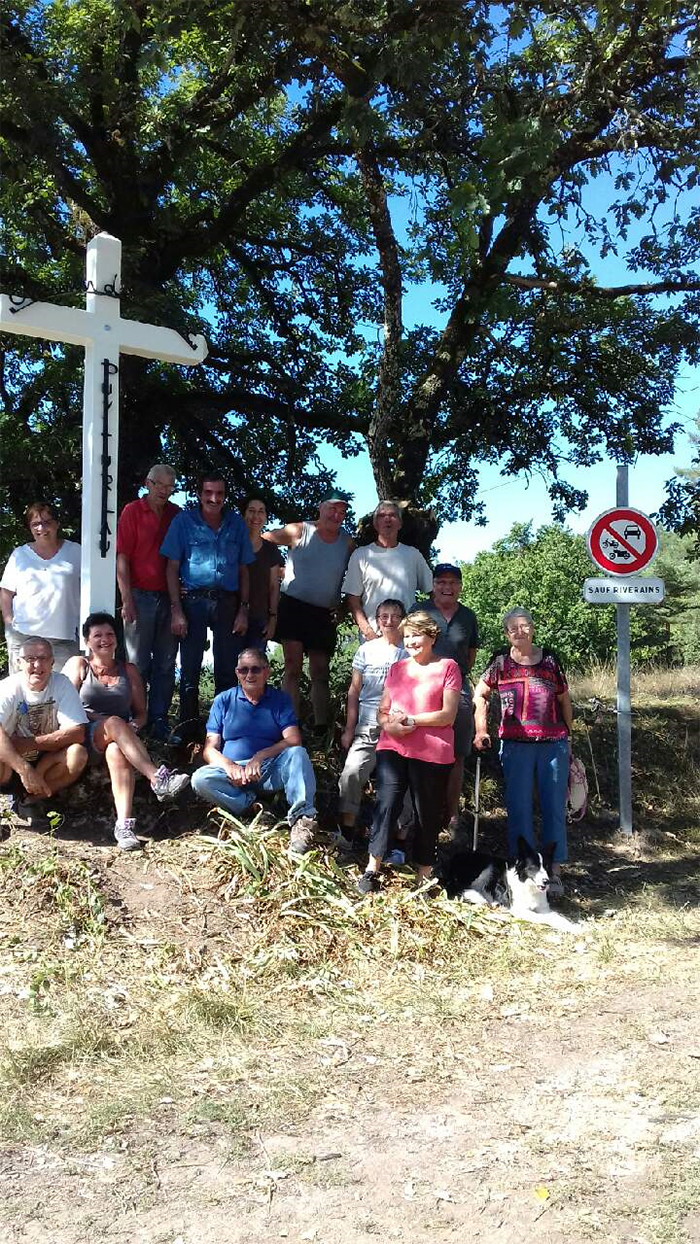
[342,500,434,642]
[161,472,255,739]
[116,463,180,740]
[264,491,354,731]
[409,563,479,830]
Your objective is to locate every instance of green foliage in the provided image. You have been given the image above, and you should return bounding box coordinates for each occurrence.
[660,411,700,542]
[461,522,675,672]
[1,0,699,556]
[652,530,700,663]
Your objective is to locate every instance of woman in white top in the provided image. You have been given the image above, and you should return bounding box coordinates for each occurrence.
[338,599,406,844]
[1,502,81,673]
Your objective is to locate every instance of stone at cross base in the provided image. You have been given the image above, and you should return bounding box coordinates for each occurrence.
[0,232,208,623]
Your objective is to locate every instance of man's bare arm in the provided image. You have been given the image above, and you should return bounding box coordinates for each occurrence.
[262,523,303,548]
[117,553,136,625]
[0,725,51,796]
[345,593,378,641]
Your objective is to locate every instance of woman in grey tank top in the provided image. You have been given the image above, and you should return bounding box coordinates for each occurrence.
[63,613,190,851]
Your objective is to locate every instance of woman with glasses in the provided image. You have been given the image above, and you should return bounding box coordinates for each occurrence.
[1,502,81,673]
[473,608,573,897]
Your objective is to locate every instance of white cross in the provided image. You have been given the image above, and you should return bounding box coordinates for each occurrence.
[0,232,208,623]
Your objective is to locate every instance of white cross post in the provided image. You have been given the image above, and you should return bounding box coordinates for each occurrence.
[0,232,208,623]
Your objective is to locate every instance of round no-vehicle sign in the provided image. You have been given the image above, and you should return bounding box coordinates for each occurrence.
[587,507,659,577]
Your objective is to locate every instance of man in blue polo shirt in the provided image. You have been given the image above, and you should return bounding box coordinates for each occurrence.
[191,648,318,858]
[162,472,255,739]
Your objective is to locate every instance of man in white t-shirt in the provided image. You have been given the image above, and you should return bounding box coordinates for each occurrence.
[0,637,88,827]
[342,501,433,641]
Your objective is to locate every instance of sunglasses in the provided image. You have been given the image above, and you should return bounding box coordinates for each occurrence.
[237,664,264,675]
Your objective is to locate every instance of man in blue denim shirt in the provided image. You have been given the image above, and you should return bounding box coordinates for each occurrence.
[162,473,255,739]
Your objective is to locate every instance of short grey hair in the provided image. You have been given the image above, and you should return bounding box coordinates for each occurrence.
[502,607,534,633]
[373,499,403,525]
[146,463,176,482]
[18,636,54,659]
[237,647,269,667]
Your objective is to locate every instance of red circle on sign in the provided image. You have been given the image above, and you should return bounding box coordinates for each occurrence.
[587,507,658,577]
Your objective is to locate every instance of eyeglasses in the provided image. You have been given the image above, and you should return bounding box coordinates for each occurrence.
[147,478,175,490]
[237,665,264,675]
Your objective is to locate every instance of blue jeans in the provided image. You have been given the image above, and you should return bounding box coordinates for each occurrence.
[500,739,569,863]
[123,589,178,724]
[192,745,317,826]
[179,592,243,724]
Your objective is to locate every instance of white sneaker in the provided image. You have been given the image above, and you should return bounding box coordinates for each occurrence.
[151,765,190,803]
[114,819,141,851]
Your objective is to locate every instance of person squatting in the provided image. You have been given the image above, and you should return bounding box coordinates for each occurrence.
[0,478,573,895]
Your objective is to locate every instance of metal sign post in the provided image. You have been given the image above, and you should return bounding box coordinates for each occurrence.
[585,474,663,835]
[616,466,633,835]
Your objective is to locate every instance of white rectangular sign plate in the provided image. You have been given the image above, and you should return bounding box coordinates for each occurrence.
[583,576,665,604]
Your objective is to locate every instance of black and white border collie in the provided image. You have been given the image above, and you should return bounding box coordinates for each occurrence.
[439,836,579,933]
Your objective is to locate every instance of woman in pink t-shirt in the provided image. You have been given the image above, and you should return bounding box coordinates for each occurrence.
[357,611,461,894]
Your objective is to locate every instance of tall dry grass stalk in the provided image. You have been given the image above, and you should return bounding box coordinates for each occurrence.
[571,663,700,704]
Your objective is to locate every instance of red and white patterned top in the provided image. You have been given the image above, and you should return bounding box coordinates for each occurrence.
[482,650,569,743]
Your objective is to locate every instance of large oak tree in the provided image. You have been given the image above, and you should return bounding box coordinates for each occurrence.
[2,0,699,553]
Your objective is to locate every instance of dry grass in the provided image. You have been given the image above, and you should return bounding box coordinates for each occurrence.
[0,815,521,1150]
[2,810,697,1154]
[571,661,700,705]
[1,672,700,1182]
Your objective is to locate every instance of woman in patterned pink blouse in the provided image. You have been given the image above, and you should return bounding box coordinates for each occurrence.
[473,608,573,897]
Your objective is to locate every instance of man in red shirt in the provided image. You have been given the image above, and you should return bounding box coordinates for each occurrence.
[116,464,180,740]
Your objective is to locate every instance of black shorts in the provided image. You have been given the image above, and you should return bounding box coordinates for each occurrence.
[276,594,338,655]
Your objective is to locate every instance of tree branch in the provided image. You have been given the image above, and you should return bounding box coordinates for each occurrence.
[174,386,368,435]
[355,144,404,497]
[503,275,700,298]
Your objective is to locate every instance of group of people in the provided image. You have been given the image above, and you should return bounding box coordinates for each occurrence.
[0,470,573,895]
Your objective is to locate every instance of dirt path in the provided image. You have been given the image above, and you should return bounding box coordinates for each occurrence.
[2,935,700,1244]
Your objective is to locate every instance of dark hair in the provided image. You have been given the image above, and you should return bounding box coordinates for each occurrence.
[25,501,60,528]
[82,611,118,641]
[197,470,226,492]
[375,598,406,621]
[242,496,267,514]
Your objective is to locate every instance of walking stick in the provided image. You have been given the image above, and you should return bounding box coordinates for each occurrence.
[472,753,481,851]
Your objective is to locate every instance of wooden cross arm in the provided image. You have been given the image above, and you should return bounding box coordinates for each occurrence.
[120,319,208,365]
[0,294,94,347]
[0,294,208,365]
